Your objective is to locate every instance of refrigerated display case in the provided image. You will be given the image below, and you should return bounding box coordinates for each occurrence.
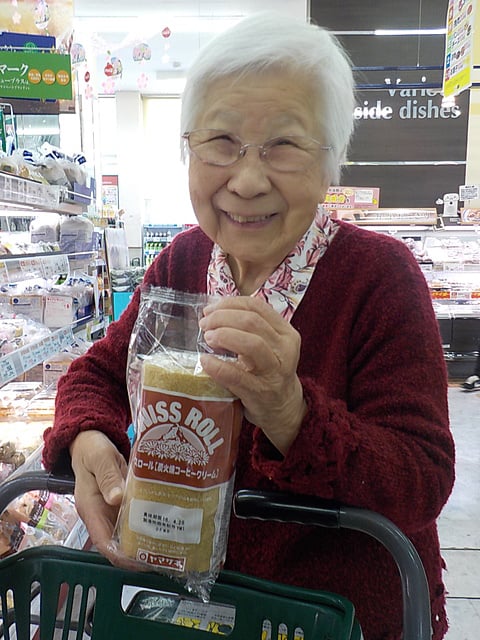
[142,224,184,266]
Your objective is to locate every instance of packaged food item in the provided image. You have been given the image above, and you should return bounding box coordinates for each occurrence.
[0,441,25,469]
[113,287,243,601]
[9,490,78,538]
[0,381,43,418]
[59,215,95,253]
[0,509,58,558]
[30,213,61,244]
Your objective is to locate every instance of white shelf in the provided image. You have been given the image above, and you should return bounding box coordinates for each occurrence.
[0,253,70,285]
[0,326,75,386]
[0,171,92,216]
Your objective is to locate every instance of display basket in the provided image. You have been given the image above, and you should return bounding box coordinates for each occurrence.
[0,471,432,640]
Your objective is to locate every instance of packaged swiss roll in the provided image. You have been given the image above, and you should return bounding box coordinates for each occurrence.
[113,287,243,601]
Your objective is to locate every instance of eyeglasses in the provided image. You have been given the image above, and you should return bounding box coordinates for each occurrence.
[182,129,332,173]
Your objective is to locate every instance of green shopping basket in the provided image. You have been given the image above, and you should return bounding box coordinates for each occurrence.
[0,471,432,640]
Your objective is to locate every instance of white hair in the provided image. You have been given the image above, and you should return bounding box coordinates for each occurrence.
[180,11,355,184]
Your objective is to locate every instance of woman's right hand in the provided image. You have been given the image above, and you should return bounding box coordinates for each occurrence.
[69,430,128,557]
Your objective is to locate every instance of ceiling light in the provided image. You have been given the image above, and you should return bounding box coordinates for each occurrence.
[374,28,446,36]
[74,15,241,35]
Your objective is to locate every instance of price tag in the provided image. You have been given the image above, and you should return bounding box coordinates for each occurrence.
[5,257,43,283]
[19,345,36,371]
[459,185,480,201]
[56,327,74,349]
[25,180,44,205]
[42,254,70,279]
[0,356,17,385]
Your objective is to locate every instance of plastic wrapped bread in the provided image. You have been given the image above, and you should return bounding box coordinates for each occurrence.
[115,349,242,600]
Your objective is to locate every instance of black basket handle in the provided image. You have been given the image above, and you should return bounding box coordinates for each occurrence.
[0,469,75,514]
[0,474,431,640]
[234,489,432,640]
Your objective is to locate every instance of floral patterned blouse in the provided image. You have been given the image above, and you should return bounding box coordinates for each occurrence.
[207,206,339,321]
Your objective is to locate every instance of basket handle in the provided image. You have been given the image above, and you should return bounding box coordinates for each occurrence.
[0,474,431,640]
[234,489,432,640]
[0,469,75,514]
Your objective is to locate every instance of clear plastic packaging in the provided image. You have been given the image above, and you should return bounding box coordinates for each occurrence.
[112,286,243,601]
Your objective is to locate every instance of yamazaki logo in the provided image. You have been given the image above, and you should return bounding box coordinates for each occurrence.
[138,399,224,455]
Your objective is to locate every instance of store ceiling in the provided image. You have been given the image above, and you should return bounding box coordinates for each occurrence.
[72,0,307,94]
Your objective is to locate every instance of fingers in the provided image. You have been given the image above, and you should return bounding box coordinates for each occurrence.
[74,484,120,552]
[69,430,127,551]
[70,431,127,505]
[203,296,291,337]
[198,297,305,454]
[200,297,299,374]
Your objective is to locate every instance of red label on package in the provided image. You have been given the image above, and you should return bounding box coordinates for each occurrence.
[132,387,242,489]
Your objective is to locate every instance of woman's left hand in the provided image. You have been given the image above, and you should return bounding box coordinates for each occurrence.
[199,296,307,455]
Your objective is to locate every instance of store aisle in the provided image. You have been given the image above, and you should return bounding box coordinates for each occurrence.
[439,386,480,640]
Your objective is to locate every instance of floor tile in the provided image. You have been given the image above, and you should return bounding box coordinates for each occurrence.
[443,598,480,640]
[442,550,480,598]
[438,386,480,639]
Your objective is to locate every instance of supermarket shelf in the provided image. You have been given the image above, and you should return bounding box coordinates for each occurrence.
[0,326,75,386]
[0,171,93,216]
[0,251,102,286]
[0,313,107,388]
[0,253,70,285]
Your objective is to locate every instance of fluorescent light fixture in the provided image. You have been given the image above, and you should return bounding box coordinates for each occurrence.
[374,28,446,36]
[334,28,447,36]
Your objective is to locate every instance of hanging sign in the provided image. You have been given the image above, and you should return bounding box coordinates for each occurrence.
[442,0,475,97]
[0,50,72,100]
[102,174,119,216]
[0,32,56,51]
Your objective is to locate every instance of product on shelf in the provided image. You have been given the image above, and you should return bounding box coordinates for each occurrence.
[0,441,25,471]
[59,215,95,254]
[0,489,79,558]
[30,213,61,244]
[0,153,17,175]
[110,266,145,292]
[9,490,77,537]
[0,308,51,356]
[24,388,56,421]
[0,381,43,418]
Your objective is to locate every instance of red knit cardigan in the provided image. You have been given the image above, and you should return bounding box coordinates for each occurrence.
[43,221,455,640]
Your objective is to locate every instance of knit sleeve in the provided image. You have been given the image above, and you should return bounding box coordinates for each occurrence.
[250,232,455,533]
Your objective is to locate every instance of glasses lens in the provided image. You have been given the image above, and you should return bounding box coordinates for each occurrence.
[187,130,240,166]
[264,136,322,172]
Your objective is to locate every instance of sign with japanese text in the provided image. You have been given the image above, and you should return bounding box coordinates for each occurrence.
[102,174,119,216]
[442,0,475,97]
[0,50,72,100]
[323,186,380,209]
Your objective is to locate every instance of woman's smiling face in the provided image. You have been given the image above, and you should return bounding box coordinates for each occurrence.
[187,70,331,292]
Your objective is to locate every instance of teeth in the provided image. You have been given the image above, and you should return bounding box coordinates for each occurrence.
[227,212,272,223]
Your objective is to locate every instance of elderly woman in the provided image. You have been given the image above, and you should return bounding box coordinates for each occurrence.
[43,12,455,640]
